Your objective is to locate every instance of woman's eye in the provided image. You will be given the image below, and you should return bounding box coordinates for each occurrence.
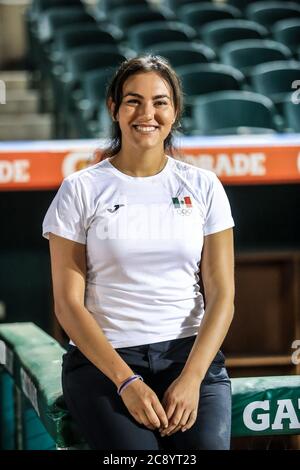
[127,99,139,104]
[155,101,168,106]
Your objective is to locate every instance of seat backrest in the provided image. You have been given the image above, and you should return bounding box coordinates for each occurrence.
[128,21,196,50]
[53,26,118,56]
[250,60,300,96]
[166,0,209,12]
[144,41,216,67]
[272,18,300,53]
[38,7,95,42]
[176,63,244,96]
[246,1,300,29]
[202,19,268,49]
[179,3,241,30]
[101,0,148,14]
[192,90,276,133]
[111,5,173,29]
[220,39,292,75]
[283,99,300,131]
[67,46,126,81]
[82,68,113,103]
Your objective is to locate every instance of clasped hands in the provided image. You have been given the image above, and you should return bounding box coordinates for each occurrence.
[157,374,201,437]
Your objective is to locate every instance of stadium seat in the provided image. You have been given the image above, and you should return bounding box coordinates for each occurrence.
[72,68,113,138]
[53,46,125,137]
[165,0,210,13]
[37,7,95,44]
[191,90,278,135]
[226,0,253,10]
[94,0,150,21]
[219,39,292,76]
[246,1,300,30]
[178,2,241,34]
[128,21,197,51]
[50,25,120,65]
[250,60,300,108]
[110,5,175,30]
[282,98,300,132]
[176,63,245,131]
[272,18,300,54]
[144,41,216,68]
[201,19,268,49]
[28,0,83,22]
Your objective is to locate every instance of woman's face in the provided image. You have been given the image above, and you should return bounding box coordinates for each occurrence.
[112,71,177,152]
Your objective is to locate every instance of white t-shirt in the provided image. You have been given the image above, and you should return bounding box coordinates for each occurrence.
[42,155,234,348]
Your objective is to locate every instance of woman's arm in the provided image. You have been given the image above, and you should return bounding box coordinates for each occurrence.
[49,233,169,431]
[180,227,235,382]
[49,233,135,388]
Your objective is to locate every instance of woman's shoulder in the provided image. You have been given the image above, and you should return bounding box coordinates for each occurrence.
[170,156,218,187]
[63,158,111,188]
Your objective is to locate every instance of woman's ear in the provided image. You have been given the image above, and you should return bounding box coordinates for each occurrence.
[108,97,117,121]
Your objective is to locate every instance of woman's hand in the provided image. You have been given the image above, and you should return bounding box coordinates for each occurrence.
[120,378,169,431]
[159,374,201,437]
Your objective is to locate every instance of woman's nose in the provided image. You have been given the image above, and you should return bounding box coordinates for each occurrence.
[138,102,155,119]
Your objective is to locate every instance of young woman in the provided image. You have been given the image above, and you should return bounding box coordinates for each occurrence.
[42,55,235,450]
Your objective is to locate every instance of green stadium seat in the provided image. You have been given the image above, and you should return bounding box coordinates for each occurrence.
[144,41,216,68]
[246,1,300,30]
[37,7,95,44]
[201,19,268,49]
[227,0,253,10]
[176,63,244,131]
[165,0,209,13]
[272,18,300,54]
[220,39,292,76]
[54,46,125,137]
[110,5,175,30]
[50,25,120,65]
[178,2,241,35]
[250,60,300,108]
[283,98,300,132]
[94,0,150,21]
[190,90,278,135]
[128,21,197,51]
[73,68,113,138]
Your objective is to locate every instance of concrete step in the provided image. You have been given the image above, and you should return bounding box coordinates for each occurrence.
[0,89,39,113]
[0,71,28,91]
[0,113,52,140]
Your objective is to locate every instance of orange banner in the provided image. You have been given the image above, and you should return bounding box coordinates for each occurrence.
[0,137,299,190]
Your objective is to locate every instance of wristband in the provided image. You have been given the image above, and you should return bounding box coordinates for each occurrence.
[117,374,144,395]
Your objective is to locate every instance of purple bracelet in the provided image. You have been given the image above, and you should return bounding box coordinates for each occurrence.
[117,374,143,395]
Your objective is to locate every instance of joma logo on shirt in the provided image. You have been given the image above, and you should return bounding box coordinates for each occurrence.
[107,204,125,213]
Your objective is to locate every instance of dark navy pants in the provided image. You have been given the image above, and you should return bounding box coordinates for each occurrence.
[62,335,232,450]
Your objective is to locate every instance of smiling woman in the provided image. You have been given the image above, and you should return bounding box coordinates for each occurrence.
[42,55,235,451]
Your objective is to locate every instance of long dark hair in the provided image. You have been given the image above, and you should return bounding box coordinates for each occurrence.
[95,55,184,162]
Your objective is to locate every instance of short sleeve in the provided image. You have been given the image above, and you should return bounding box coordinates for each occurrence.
[42,177,86,244]
[203,173,235,236]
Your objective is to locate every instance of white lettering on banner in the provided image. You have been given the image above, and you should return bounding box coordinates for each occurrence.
[180,152,266,176]
[20,368,40,416]
[243,400,270,431]
[243,399,300,431]
[0,160,30,183]
[62,152,91,177]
